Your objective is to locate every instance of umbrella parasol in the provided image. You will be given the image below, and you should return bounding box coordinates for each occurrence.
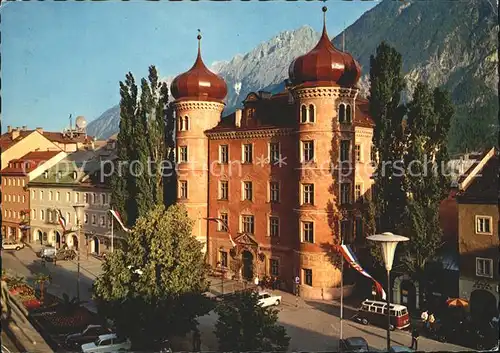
[446,298,469,307]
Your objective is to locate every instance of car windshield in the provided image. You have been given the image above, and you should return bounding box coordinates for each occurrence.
[94,338,101,345]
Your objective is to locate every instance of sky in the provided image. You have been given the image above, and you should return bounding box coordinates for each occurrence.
[1,0,378,132]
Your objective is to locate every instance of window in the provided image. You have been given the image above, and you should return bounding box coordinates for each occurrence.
[303,269,313,286]
[66,212,71,223]
[93,193,97,204]
[22,180,25,187]
[242,215,255,234]
[476,258,493,278]
[66,192,71,202]
[341,183,351,204]
[40,210,45,220]
[355,144,361,162]
[346,104,352,123]
[84,213,89,224]
[301,105,307,123]
[340,140,350,162]
[32,190,36,200]
[219,145,229,164]
[219,213,228,231]
[179,181,188,199]
[355,184,363,202]
[92,215,97,225]
[76,192,80,203]
[308,104,315,123]
[55,192,60,201]
[40,190,43,200]
[302,184,314,205]
[85,193,90,204]
[269,142,280,164]
[302,221,314,243]
[269,216,279,237]
[22,195,25,203]
[49,191,53,201]
[48,210,53,222]
[339,104,346,123]
[243,144,253,163]
[270,259,279,276]
[355,217,363,241]
[476,216,492,234]
[179,146,188,163]
[243,181,253,201]
[100,216,105,227]
[184,116,189,131]
[341,220,352,243]
[72,171,78,180]
[32,209,36,220]
[270,182,280,203]
[302,141,314,162]
[219,181,229,200]
[101,193,106,205]
[43,171,48,179]
[219,251,228,267]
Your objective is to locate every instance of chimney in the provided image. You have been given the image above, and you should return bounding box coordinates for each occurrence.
[36,127,44,134]
[235,109,242,128]
[7,126,12,133]
[22,125,27,131]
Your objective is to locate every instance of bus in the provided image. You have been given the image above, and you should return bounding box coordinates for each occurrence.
[357,299,411,330]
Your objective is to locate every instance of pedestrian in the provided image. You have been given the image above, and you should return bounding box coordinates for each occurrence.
[192,328,201,352]
[254,276,259,290]
[428,312,435,331]
[410,327,419,350]
[421,310,429,323]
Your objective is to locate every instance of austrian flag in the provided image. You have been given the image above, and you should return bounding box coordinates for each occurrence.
[109,209,131,233]
[337,244,387,300]
[57,209,67,232]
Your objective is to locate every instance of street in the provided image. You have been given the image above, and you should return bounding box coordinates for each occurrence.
[2,246,468,352]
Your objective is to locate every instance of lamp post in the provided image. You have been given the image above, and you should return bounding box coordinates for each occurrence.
[72,204,85,302]
[366,232,409,352]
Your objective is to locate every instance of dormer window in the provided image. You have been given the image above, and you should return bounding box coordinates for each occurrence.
[43,171,48,179]
[72,171,77,180]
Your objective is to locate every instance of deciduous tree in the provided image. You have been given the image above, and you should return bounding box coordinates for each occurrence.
[214,291,290,352]
[93,204,212,349]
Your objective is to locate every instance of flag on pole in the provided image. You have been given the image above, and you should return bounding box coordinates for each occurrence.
[109,209,131,233]
[337,244,387,300]
[57,209,67,232]
[204,217,236,247]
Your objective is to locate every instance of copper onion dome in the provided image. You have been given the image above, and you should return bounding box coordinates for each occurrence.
[171,31,228,102]
[288,6,361,87]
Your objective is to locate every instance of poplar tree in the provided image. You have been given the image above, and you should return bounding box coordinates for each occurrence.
[369,42,406,233]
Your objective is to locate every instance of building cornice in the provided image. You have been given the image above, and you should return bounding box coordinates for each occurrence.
[206,128,295,140]
[173,100,225,112]
[292,86,359,100]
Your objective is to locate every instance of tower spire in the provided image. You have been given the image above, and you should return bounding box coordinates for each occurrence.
[322,5,328,36]
[342,22,346,52]
[197,29,202,58]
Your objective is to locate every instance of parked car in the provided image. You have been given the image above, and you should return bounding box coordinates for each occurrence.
[49,248,77,261]
[65,324,112,349]
[39,246,57,259]
[80,333,131,353]
[257,291,281,307]
[2,239,24,251]
[339,337,370,352]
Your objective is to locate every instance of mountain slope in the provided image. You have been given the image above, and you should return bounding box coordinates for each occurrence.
[88,0,498,153]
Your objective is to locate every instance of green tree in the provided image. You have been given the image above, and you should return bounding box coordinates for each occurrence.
[111,72,139,227]
[400,82,453,277]
[111,66,175,228]
[214,291,290,352]
[93,204,212,349]
[369,42,407,233]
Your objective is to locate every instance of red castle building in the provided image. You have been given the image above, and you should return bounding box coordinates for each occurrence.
[171,7,375,299]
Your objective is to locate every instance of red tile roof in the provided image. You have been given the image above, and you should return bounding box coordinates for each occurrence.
[1,150,62,175]
[0,129,93,151]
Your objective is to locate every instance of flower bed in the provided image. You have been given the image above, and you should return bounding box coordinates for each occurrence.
[33,306,96,335]
[22,298,42,310]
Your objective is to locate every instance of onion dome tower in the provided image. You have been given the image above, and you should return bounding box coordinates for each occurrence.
[171,30,226,254]
[290,7,362,300]
[288,6,361,88]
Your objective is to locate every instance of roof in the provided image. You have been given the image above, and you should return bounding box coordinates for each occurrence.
[456,147,498,204]
[0,130,33,151]
[0,129,92,152]
[1,150,62,175]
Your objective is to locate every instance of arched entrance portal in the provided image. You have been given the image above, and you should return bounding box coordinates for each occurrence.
[401,280,417,312]
[54,231,61,248]
[242,250,254,281]
[91,237,99,254]
[470,289,498,323]
[36,230,43,244]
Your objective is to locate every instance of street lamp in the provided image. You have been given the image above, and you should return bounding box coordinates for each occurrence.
[366,232,409,352]
[73,204,85,302]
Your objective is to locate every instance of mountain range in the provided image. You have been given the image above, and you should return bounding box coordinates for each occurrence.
[87,0,499,154]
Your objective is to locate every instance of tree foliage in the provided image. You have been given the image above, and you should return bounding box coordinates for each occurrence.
[93,204,212,348]
[214,291,290,352]
[111,66,175,228]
